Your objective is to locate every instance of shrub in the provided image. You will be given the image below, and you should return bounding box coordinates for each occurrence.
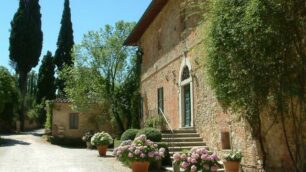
[113,134,166,164]
[90,131,113,146]
[136,127,162,142]
[121,129,139,141]
[47,136,85,148]
[44,101,53,130]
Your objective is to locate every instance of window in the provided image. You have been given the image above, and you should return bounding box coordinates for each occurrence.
[69,113,79,129]
[157,87,164,115]
[181,66,190,81]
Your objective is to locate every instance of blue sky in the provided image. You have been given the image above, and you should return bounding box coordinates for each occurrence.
[0,0,151,72]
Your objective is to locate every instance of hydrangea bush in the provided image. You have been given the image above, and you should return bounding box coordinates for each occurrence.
[173,147,220,172]
[90,131,113,146]
[113,134,166,163]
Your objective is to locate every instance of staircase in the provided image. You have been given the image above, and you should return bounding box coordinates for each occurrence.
[162,128,224,172]
[162,127,207,156]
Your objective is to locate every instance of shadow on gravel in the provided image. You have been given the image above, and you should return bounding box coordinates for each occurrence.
[0,138,31,147]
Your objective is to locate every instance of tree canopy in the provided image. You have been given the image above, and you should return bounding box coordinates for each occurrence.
[9,0,43,130]
[61,21,138,134]
[0,67,19,131]
[37,51,56,104]
[54,0,74,95]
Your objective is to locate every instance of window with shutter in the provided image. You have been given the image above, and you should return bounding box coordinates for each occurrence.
[157,87,164,115]
[69,113,79,129]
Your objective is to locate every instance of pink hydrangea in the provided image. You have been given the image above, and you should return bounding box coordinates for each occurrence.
[128,153,133,158]
[181,161,190,169]
[191,165,197,172]
[173,153,181,161]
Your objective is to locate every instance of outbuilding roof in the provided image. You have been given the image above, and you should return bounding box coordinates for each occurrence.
[124,0,169,46]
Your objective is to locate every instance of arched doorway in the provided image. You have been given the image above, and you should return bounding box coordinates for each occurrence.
[179,60,194,128]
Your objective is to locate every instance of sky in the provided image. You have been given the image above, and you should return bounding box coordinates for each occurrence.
[0,0,151,72]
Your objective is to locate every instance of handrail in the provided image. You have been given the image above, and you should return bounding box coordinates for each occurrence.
[159,108,174,133]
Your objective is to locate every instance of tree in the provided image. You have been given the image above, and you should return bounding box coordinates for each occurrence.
[205,0,305,171]
[9,0,43,131]
[37,51,56,104]
[54,0,74,95]
[0,67,19,131]
[61,21,137,134]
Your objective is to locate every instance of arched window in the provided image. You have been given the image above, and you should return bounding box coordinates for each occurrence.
[181,66,190,81]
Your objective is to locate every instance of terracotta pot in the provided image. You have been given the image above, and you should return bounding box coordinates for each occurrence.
[131,161,150,172]
[223,160,240,172]
[97,145,108,156]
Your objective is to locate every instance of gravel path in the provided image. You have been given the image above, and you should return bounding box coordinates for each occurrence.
[0,130,131,172]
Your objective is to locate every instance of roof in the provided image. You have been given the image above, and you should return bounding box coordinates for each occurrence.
[49,98,71,104]
[124,0,169,46]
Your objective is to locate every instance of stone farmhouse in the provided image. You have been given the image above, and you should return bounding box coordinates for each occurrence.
[124,0,305,171]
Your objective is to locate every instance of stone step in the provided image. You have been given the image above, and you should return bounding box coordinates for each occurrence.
[170,142,206,147]
[162,133,200,138]
[162,166,225,172]
[168,146,208,152]
[163,129,197,134]
[162,137,203,142]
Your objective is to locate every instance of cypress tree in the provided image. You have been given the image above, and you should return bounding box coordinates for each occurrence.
[36,51,56,104]
[9,0,43,131]
[54,0,74,95]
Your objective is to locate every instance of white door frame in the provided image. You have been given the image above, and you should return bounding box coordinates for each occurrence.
[178,58,194,128]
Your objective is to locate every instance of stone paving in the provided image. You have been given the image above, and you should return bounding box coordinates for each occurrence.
[0,130,131,172]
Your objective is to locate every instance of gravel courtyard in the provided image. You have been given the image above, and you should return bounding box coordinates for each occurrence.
[0,130,131,172]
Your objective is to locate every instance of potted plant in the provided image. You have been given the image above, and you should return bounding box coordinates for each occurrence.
[91,131,113,156]
[113,134,166,172]
[223,150,243,172]
[82,131,94,149]
[172,147,221,172]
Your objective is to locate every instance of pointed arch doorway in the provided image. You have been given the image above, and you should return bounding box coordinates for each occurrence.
[179,59,194,128]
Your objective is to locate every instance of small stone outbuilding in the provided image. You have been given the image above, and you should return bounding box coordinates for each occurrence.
[49,99,114,138]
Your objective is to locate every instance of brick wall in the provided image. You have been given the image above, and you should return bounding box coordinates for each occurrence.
[138,0,305,171]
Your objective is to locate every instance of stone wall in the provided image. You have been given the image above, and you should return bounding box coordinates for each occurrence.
[138,0,305,171]
[51,103,115,138]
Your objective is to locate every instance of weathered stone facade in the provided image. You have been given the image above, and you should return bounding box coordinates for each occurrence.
[126,0,305,171]
[51,102,115,138]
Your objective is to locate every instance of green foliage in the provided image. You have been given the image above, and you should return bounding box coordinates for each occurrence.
[136,128,162,142]
[90,131,113,146]
[205,0,305,170]
[44,101,53,130]
[54,0,74,95]
[120,129,139,141]
[223,150,243,162]
[37,51,56,103]
[144,115,165,128]
[61,21,138,134]
[0,67,18,131]
[9,0,43,131]
[47,136,85,148]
